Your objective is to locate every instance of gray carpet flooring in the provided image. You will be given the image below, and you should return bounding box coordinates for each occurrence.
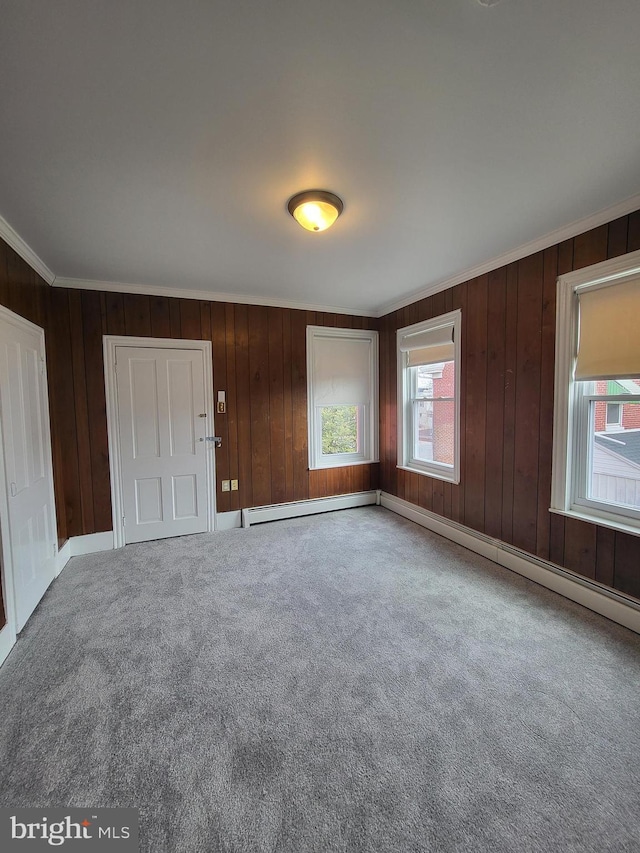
[0,506,639,852]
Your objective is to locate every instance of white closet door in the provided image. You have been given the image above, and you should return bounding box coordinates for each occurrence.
[0,312,57,631]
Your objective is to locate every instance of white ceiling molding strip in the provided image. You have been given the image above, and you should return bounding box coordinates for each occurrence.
[375,191,640,318]
[52,277,373,318]
[0,214,55,285]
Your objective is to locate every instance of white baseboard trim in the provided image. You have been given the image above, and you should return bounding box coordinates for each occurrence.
[69,531,114,557]
[216,511,242,531]
[0,623,16,670]
[380,491,640,635]
[55,539,71,576]
[242,491,379,528]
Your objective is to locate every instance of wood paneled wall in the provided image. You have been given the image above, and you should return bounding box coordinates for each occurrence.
[379,210,640,600]
[48,291,379,534]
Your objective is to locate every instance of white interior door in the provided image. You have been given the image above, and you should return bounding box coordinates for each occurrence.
[0,310,57,632]
[115,346,210,544]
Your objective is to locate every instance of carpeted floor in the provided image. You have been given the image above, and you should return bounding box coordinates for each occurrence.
[0,506,639,852]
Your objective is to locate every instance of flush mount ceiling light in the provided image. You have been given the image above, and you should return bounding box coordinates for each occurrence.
[287,190,343,233]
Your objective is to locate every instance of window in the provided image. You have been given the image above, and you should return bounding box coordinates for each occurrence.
[307,326,378,470]
[605,401,622,430]
[397,310,461,482]
[551,250,640,534]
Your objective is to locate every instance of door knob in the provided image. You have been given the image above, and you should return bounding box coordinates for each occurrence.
[199,436,223,447]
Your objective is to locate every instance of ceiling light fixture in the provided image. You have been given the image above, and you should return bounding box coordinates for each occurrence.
[287,190,343,233]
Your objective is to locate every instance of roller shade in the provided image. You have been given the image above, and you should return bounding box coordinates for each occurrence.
[575,278,640,380]
[312,335,372,405]
[399,324,454,368]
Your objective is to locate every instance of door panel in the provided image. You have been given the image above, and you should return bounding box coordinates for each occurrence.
[130,358,160,459]
[167,359,195,456]
[172,474,198,519]
[116,346,209,544]
[0,315,57,631]
[135,477,163,524]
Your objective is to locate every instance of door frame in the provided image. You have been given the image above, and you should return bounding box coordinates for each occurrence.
[0,305,58,659]
[104,336,217,549]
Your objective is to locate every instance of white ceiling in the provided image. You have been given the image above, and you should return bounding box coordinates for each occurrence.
[1,0,639,316]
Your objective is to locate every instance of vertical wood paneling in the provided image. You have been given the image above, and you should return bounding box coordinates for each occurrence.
[405,471,419,507]
[464,275,488,532]
[49,290,82,537]
[595,527,615,589]
[105,293,126,335]
[291,311,309,501]
[149,296,171,338]
[234,304,252,508]
[281,309,295,502]
[81,291,111,531]
[248,305,271,507]
[68,291,95,533]
[377,210,640,601]
[484,268,506,539]
[169,299,181,337]
[563,517,597,580]
[573,225,608,270]
[268,307,287,504]
[224,303,240,511]
[199,302,211,342]
[450,284,467,524]
[179,299,201,340]
[501,262,518,544]
[211,302,230,512]
[607,217,629,258]
[614,532,640,598]
[512,253,544,554]
[123,294,151,336]
[549,514,566,567]
[535,246,558,559]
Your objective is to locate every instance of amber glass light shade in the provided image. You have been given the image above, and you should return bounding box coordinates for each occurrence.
[287,190,343,232]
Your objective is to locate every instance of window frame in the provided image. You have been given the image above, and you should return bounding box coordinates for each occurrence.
[306,326,379,471]
[396,310,461,483]
[551,248,640,536]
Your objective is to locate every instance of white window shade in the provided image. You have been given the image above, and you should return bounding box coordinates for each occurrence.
[575,278,640,380]
[399,324,454,368]
[312,336,373,405]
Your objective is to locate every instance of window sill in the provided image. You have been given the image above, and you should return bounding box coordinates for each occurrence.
[549,506,640,538]
[397,464,459,485]
[309,458,379,471]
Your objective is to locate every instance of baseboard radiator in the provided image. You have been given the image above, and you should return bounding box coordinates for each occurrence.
[241,490,380,528]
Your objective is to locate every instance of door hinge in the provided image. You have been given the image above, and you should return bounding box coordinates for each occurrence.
[40,357,45,377]
[122,515,126,527]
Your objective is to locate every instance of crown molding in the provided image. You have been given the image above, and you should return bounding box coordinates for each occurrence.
[374,191,640,318]
[0,214,55,284]
[52,276,374,317]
